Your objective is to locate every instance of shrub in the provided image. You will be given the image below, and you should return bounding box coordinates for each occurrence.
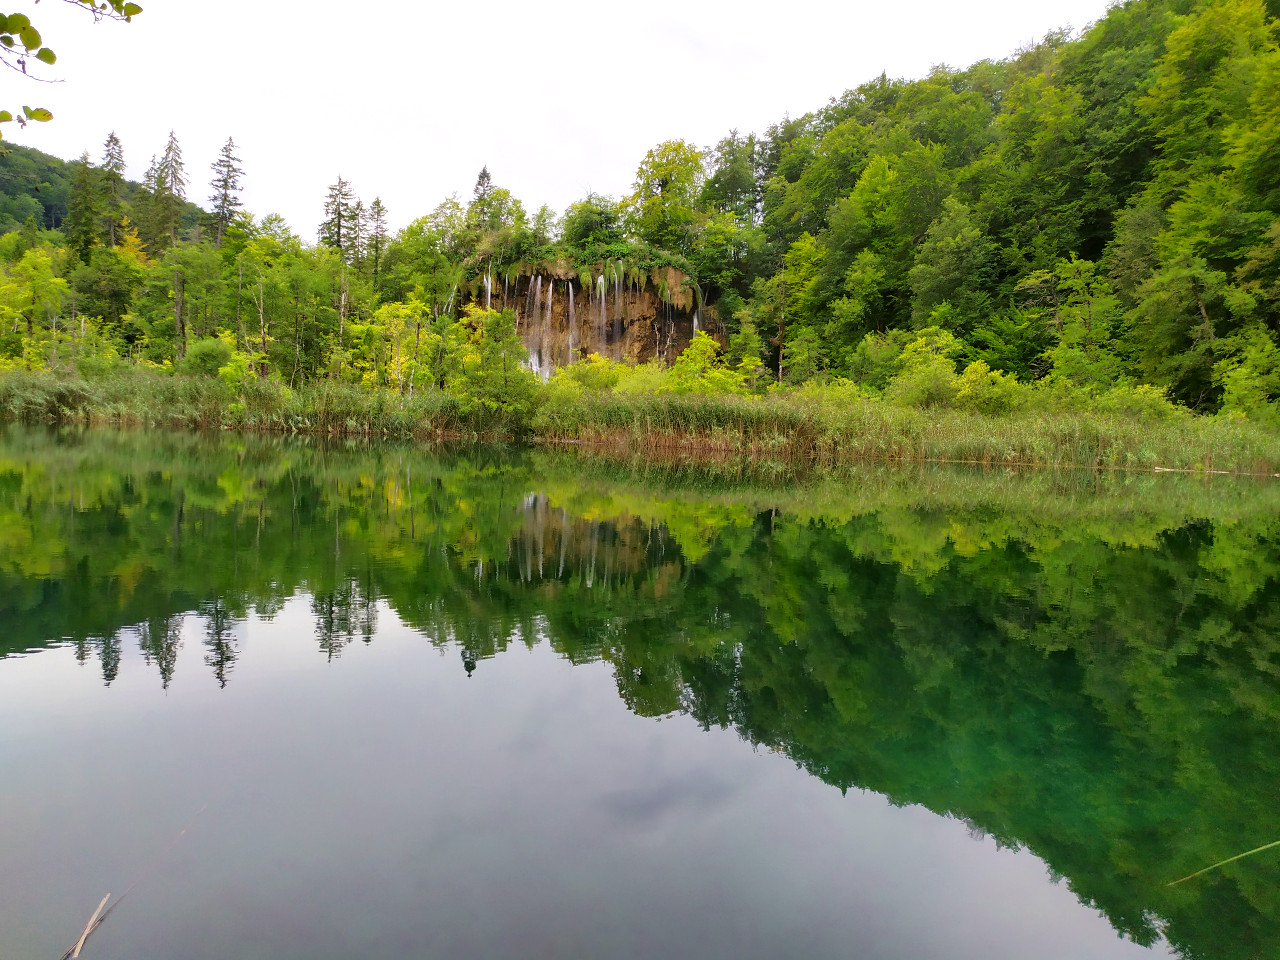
[954,360,1027,415]
[1095,383,1187,421]
[177,337,233,378]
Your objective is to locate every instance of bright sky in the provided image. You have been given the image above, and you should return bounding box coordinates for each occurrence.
[13,0,1116,238]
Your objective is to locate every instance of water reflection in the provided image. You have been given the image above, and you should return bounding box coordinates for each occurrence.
[2,426,1279,959]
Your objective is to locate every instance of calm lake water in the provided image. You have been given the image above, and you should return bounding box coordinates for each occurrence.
[3,427,1278,960]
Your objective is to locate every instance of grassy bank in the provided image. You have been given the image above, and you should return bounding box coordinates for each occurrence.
[2,368,1278,475]
[0,367,528,440]
[532,389,1280,476]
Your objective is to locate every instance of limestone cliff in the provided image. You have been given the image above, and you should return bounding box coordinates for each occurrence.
[470,263,716,376]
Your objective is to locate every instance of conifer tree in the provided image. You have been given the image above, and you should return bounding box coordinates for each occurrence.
[100,131,125,246]
[155,129,187,246]
[64,151,101,264]
[367,197,389,287]
[470,166,495,228]
[319,176,357,263]
[135,153,166,251]
[350,199,367,267]
[208,136,244,247]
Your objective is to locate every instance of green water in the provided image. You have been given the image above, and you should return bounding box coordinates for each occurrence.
[2,426,1278,960]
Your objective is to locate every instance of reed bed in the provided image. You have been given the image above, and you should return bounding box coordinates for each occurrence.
[0,369,525,440]
[3,369,1278,475]
[532,392,1280,476]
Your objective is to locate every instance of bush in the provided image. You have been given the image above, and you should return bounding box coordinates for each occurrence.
[615,361,673,396]
[954,360,1027,415]
[1094,383,1187,421]
[177,338,234,378]
[552,353,625,392]
[886,356,959,408]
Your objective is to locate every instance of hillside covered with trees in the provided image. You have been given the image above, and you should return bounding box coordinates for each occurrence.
[1,0,1279,442]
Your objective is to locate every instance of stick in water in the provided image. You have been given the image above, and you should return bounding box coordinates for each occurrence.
[1168,838,1280,886]
[71,895,110,959]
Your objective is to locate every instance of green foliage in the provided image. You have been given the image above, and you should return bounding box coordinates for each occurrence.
[450,307,541,430]
[176,336,232,378]
[1215,324,1280,425]
[954,360,1027,414]
[668,331,746,395]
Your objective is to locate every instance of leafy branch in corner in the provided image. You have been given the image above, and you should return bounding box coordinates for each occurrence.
[0,0,141,137]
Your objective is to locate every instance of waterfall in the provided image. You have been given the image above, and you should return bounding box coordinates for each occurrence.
[612,262,623,350]
[484,264,492,311]
[533,277,544,371]
[567,282,576,364]
[542,280,553,373]
[693,310,700,334]
[596,275,607,349]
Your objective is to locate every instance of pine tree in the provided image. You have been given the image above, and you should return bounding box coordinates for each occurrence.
[155,129,187,245]
[208,136,244,247]
[367,197,389,287]
[350,199,367,267]
[470,166,495,227]
[64,151,102,264]
[136,153,165,251]
[318,176,357,263]
[100,131,125,246]
[473,166,493,205]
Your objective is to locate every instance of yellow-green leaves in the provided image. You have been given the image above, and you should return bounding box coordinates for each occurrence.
[22,106,52,122]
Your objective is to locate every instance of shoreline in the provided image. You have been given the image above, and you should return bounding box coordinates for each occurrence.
[2,369,1279,478]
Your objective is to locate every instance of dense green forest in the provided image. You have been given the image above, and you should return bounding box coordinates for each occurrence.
[3,426,1279,959]
[2,0,1280,433]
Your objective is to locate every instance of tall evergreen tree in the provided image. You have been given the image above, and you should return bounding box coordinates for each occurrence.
[319,176,357,263]
[208,136,244,247]
[64,151,102,264]
[156,129,187,246]
[469,166,497,229]
[350,199,367,267]
[135,153,165,251]
[367,197,389,287]
[100,131,125,246]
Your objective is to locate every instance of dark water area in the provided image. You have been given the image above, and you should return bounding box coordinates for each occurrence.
[3,427,1279,960]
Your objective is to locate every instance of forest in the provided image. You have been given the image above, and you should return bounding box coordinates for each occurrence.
[1,0,1279,457]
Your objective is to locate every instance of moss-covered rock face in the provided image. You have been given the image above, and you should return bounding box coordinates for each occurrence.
[496,265,714,374]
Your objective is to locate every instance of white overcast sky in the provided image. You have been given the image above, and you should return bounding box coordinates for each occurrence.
[12,0,1116,238]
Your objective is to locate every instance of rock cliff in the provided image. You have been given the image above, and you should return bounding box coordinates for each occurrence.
[471,263,715,376]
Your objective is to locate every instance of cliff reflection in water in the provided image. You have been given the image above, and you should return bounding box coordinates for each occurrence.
[3,425,1279,960]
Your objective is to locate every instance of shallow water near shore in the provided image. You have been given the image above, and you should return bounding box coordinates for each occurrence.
[3,426,1278,960]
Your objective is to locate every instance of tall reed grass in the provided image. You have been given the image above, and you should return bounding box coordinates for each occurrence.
[531,391,1280,476]
[0,369,526,440]
[3,368,1278,475]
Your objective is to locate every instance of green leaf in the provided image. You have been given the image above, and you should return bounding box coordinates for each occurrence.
[22,106,52,122]
[0,16,8,32]
[0,36,13,49]
[19,24,40,50]
[34,46,55,65]
[123,3,143,15]
[6,13,30,31]
[0,111,11,123]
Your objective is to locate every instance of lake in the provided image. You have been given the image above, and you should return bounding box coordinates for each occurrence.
[2,426,1278,960]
